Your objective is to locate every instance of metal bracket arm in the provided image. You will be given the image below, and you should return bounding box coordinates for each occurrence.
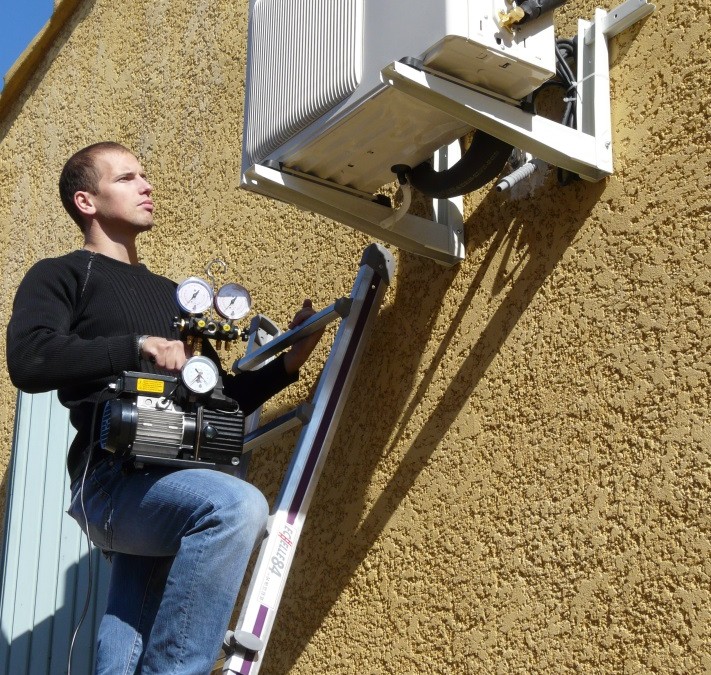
[381,57,609,181]
[587,0,656,42]
[381,0,654,182]
[242,163,465,267]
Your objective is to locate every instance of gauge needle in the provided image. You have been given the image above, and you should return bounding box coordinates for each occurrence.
[191,371,205,383]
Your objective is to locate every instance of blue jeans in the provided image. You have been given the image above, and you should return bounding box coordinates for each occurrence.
[67,458,269,674]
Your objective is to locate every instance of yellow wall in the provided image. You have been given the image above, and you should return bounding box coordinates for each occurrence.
[1,0,708,672]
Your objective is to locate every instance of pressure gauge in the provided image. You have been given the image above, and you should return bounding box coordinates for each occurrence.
[215,282,252,320]
[176,277,213,315]
[181,355,220,395]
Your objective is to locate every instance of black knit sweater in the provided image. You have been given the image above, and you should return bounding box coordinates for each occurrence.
[7,250,297,480]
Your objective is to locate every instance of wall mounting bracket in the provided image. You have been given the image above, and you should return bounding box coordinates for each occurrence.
[242,0,654,266]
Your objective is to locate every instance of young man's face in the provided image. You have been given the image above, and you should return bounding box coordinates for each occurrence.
[86,149,154,232]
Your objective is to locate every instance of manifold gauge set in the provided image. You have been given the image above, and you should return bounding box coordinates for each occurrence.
[100,259,253,471]
[176,277,251,321]
[174,259,253,348]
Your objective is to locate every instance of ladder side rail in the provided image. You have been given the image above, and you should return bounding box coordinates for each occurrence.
[223,244,394,674]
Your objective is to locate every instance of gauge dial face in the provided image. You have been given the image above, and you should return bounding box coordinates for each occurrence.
[181,355,220,395]
[214,282,252,320]
[176,277,214,315]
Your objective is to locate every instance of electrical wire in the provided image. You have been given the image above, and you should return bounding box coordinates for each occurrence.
[529,37,579,184]
[67,386,111,675]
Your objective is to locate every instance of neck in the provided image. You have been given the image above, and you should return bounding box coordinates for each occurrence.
[83,224,140,265]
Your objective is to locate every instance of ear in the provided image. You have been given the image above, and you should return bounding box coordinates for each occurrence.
[74,191,97,218]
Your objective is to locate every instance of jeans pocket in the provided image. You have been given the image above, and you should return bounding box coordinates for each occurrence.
[67,463,115,552]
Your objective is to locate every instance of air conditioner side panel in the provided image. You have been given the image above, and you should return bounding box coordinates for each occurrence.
[244,0,364,167]
[243,0,465,173]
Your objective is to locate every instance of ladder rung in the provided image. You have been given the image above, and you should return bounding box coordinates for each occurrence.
[242,403,313,454]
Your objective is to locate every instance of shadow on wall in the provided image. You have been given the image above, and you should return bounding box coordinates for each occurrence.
[265,176,607,672]
[0,549,106,675]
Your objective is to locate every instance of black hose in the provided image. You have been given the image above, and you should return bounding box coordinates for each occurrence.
[525,37,579,185]
[404,131,513,199]
[514,0,570,24]
[398,4,572,198]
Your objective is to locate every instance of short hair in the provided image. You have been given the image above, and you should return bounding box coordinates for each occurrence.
[59,141,133,230]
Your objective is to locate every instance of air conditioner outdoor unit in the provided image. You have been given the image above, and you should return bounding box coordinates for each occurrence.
[240,0,655,265]
[243,0,554,194]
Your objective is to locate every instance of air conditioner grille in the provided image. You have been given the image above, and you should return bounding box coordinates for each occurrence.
[245,0,362,165]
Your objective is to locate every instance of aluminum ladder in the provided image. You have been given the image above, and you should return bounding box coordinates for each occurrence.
[220,243,395,674]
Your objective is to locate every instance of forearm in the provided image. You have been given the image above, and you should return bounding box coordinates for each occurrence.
[222,354,298,415]
[7,327,138,393]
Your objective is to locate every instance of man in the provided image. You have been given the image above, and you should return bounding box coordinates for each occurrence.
[6,142,321,673]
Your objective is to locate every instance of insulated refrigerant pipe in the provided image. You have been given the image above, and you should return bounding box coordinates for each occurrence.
[514,0,570,24]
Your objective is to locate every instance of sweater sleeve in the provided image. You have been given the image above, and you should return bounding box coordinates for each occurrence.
[6,259,138,393]
[221,354,299,416]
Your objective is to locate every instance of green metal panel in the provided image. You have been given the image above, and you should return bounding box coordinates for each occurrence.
[0,391,110,675]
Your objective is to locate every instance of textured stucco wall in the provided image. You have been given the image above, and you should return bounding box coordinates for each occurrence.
[0,0,709,673]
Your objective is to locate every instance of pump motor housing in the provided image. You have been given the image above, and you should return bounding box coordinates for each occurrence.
[99,371,245,470]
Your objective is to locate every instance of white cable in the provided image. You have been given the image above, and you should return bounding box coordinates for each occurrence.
[496,158,546,192]
[380,184,412,230]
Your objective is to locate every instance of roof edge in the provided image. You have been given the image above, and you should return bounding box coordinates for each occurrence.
[0,0,84,122]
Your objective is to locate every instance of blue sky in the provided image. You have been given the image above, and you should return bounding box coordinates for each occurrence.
[0,0,53,90]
